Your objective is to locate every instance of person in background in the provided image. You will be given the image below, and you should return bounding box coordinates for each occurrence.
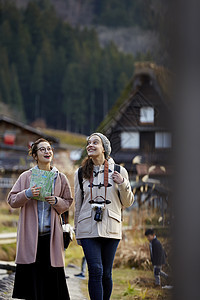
[7,138,73,300]
[74,256,87,278]
[145,228,168,286]
[74,132,134,300]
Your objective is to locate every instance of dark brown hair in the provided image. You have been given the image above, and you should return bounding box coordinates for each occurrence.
[81,157,94,179]
[81,156,110,179]
[28,138,51,158]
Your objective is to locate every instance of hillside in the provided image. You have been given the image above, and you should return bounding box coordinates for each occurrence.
[0,1,168,135]
[13,0,164,61]
[95,25,159,58]
[0,1,140,135]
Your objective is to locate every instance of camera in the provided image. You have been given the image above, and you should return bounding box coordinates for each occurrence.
[94,206,103,222]
[91,204,104,222]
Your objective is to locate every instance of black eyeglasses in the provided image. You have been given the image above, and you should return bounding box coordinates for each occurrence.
[37,146,53,153]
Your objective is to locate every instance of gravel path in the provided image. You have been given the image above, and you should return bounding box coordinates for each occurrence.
[0,265,88,300]
[66,264,88,300]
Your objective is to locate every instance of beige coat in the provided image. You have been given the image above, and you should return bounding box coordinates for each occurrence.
[74,160,134,240]
[7,169,73,267]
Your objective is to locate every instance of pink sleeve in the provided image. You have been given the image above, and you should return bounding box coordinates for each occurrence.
[7,173,30,208]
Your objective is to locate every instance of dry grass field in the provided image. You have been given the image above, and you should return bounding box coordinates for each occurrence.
[0,203,173,299]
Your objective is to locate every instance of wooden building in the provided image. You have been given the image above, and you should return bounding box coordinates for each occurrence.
[0,115,69,201]
[97,62,172,220]
[0,114,58,173]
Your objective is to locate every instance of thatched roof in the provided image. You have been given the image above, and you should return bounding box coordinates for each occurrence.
[97,62,171,135]
[134,61,172,102]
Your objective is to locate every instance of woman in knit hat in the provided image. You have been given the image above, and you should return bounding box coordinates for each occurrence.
[74,133,134,300]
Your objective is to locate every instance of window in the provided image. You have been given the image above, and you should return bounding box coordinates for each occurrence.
[140,107,154,123]
[121,132,140,149]
[155,132,172,148]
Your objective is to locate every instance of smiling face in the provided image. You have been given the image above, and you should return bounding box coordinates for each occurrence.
[86,135,105,159]
[34,141,53,164]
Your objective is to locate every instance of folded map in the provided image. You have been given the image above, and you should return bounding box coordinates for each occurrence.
[30,168,55,201]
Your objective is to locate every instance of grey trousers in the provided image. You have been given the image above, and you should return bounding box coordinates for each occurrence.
[154,265,168,285]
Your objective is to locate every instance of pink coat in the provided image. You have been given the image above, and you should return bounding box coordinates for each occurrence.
[7,169,73,267]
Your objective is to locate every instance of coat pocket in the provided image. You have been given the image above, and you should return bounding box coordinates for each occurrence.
[77,209,92,234]
[107,209,121,234]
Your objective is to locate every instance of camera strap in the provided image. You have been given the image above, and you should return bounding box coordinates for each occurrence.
[89,159,109,206]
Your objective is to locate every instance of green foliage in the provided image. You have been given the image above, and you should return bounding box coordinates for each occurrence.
[0,0,151,134]
[123,281,138,296]
[10,64,24,113]
[123,283,148,299]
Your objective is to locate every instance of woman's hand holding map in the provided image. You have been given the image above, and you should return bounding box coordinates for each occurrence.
[31,184,41,197]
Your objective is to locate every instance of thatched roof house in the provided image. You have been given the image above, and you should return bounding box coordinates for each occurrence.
[97,62,172,182]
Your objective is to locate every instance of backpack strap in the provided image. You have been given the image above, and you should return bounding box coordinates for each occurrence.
[78,166,84,201]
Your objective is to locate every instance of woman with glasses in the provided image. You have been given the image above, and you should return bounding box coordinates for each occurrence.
[74,133,134,300]
[7,138,73,300]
